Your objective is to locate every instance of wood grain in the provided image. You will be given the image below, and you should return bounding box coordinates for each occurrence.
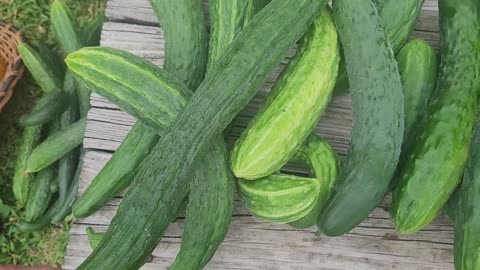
[64,0,453,269]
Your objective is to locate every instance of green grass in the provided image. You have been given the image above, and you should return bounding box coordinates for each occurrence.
[0,0,106,266]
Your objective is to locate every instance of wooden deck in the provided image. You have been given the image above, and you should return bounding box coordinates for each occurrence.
[63,1,455,269]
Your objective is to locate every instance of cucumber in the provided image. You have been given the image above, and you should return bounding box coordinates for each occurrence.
[76,0,328,268]
[334,0,424,93]
[50,0,83,54]
[317,0,404,236]
[81,15,106,47]
[397,39,438,146]
[17,43,63,93]
[149,0,208,89]
[26,117,86,173]
[238,135,338,226]
[231,8,339,180]
[13,126,42,207]
[391,0,480,234]
[18,90,69,127]
[23,167,56,222]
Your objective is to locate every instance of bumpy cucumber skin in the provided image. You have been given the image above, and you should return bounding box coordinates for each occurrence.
[397,39,438,146]
[26,118,86,173]
[391,0,480,234]
[13,126,42,207]
[149,0,208,89]
[51,0,83,54]
[23,167,56,222]
[231,8,339,180]
[18,43,63,93]
[334,0,424,93]
[77,0,327,268]
[317,0,404,236]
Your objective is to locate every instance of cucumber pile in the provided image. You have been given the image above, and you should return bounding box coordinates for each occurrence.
[12,0,105,231]
[13,0,480,269]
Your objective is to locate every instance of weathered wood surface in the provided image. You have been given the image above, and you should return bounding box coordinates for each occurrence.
[64,0,455,269]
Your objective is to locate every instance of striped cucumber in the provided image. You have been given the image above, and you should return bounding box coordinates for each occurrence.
[26,117,86,173]
[51,0,83,54]
[13,126,42,207]
[76,0,327,268]
[317,0,404,236]
[23,167,56,222]
[231,7,339,180]
[18,43,63,93]
[391,0,480,234]
[19,89,70,127]
[238,135,338,227]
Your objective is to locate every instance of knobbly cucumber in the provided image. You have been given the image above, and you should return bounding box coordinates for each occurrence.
[23,167,56,222]
[317,0,404,236]
[76,0,327,268]
[391,0,480,234]
[231,8,339,180]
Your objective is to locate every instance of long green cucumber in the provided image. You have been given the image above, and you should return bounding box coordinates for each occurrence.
[397,39,438,146]
[18,90,69,127]
[51,0,83,54]
[13,126,42,207]
[23,167,56,222]
[391,0,480,234]
[317,0,404,236]
[231,8,339,180]
[17,43,63,93]
[149,0,208,89]
[26,118,86,173]
[334,0,424,93]
[238,135,338,226]
[76,0,327,268]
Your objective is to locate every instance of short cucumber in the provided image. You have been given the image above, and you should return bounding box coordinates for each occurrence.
[50,0,83,54]
[19,90,70,127]
[231,7,339,180]
[17,43,63,93]
[26,117,86,173]
[76,0,328,268]
[23,167,56,222]
[13,126,42,207]
[391,0,480,234]
[317,0,404,236]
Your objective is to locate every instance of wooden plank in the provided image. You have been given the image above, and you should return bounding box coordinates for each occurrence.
[65,0,452,269]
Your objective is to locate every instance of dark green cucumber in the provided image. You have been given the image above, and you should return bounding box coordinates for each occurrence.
[334,0,424,93]
[76,0,327,268]
[149,0,208,89]
[26,118,86,173]
[317,0,404,236]
[13,126,42,207]
[51,0,83,54]
[231,8,339,179]
[397,39,438,146]
[23,167,56,222]
[17,43,63,93]
[391,0,480,234]
[19,90,70,127]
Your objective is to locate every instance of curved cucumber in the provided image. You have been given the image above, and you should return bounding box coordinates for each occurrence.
[19,90,70,127]
[317,0,404,236]
[391,0,480,234]
[23,167,56,222]
[76,0,327,268]
[239,135,338,226]
[51,0,83,54]
[26,118,86,173]
[13,126,42,207]
[231,8,339,180]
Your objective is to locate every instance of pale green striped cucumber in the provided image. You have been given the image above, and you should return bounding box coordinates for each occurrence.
[391,0,480,234]
[13,126,42,207]
[75,0,327,267]
[19,89,69,127]
[18,43,63,93]
[23,167,57,222]
[317,0,404,236]
[51,0,83,54]
[239,135,338,226]
[231,8,339,180]
[26,117,86,173]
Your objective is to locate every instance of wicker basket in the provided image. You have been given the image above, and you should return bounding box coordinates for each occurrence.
[0,22,24,111]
